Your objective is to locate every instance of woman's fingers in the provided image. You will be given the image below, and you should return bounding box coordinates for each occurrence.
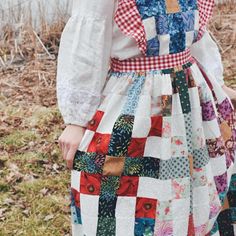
[58,124,86,169]
[63,142,70,160]
[58,139,68,160]
[58,140,77,169]
[66,145,77,169]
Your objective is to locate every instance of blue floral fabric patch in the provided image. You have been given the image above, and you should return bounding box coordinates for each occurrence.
[147,37,160,56]
[182,10,195,31]
[156,15,169,35]
[136,0,166,19]
[169,31,186,53]
[179,0,198,12]
[134,218,155,236]
[168,13,185,34]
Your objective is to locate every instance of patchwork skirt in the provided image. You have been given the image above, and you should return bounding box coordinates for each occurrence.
[70,50,236,236]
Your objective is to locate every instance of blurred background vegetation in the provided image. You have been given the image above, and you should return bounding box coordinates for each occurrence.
[0,1,235,235]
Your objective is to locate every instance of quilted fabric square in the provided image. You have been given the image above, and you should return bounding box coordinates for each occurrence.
[135,197,158,218]
[102,155,125,176]
[80,172,102,195]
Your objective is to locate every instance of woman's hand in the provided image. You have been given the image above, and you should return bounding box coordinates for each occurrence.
[58,124,86,169]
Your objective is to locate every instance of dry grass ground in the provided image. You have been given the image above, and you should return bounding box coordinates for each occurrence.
[210,3,236,88]
[0,3,235,236]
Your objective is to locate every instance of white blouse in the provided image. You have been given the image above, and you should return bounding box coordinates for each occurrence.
[56,0,224,127]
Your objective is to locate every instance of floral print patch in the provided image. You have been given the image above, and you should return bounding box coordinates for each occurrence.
[171,136,188,157]
[192,166,208,187]
[154,219,173,235]
[156,200,172,221]
[172,177,190,199]
[134,217,156,236]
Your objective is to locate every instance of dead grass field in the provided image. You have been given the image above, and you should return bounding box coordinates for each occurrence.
[0,3,235,236]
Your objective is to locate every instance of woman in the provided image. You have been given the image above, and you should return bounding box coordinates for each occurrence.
[56,0,236,235]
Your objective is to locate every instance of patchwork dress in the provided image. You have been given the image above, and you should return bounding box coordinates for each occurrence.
[56,0,236,235]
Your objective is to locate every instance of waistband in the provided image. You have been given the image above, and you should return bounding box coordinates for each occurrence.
[110,49,194,72]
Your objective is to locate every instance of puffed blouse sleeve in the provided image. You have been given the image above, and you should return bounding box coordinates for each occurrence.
[190,30,225,86]
[56,0,116,127]
[190,0,224,86]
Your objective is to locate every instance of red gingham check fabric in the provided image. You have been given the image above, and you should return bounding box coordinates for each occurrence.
[114,0,147,55]
[197,0,215,40]
[110,49,193,72]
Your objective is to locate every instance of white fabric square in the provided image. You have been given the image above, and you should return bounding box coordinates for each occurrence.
[152,74,162,97]
[71,170,81,192]
[115,196,136,218]
[172,198,190,220]
[135,95,152,117]
[78,188,100,235]
[161,137,172,160]
[142,73,153,95]
[116,217,135,236]
[144,136,161,158]
[132,116,151,138]
[161,74,172,95]
[171,114,186,136]
[188,87,201,109]
[80,194,99,217]
[186,31,194,47]
[193,186,210,206]
[210,154,227,177]
[72,223,84,236]
[81,215,98,236]
[190,63,205,86]
[137,177,172,201]
[173,218,189,236]
[143,16,157,40]
[193,203,210,226]
[202,119,221,139]
[205,162,214,182]
[158,34,170,55]
[171,93,183,115]
[191,107,203,128]
[96,94,126,133]
[78,130,95,151]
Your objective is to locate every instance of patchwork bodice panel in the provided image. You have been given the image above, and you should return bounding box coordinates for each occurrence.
[114,0,214,57]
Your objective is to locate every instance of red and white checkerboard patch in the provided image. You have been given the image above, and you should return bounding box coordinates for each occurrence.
[110,48,194,72]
